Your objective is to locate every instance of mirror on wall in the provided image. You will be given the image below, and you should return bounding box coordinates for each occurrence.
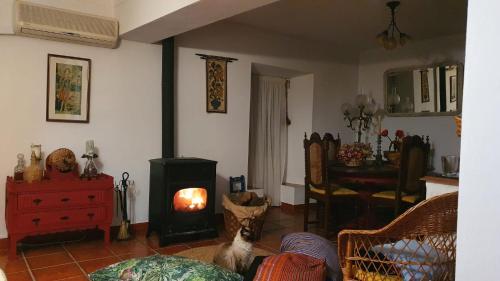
[384,63,463,116]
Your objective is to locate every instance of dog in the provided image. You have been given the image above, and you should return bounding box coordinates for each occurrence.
[213,225,256,274]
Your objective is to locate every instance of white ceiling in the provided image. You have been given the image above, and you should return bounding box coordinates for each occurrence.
[227,0,467,53]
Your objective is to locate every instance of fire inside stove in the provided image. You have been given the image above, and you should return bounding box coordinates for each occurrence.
[173,187,207,212]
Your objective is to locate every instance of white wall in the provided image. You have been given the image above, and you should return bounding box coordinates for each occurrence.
[358,35,465,172]
[286,74,314,185]
[456,1,500,278]
[0,35,162,238]
[175,22,358,210]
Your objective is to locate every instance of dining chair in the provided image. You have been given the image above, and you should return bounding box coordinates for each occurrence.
[323,133,341,162]
[304,132,358,238]
[370,135,430,219]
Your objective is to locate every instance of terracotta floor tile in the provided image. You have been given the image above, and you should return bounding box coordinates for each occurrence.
[0,255,28,273]
[117,249,158,261]
[5,271,32,281]
[78,256,121,274]
[23,244,65,258]
[27,252,73,269]
[32,263,82,281]
[157,244,190,255]
[108,239,151,256]
[136,235,160,249]
[186,239,218,248]
[64,242,113,261]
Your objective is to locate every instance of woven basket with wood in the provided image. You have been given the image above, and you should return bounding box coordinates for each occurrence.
[222,192,271,240]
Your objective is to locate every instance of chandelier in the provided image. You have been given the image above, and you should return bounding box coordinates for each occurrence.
[376,1,410,50]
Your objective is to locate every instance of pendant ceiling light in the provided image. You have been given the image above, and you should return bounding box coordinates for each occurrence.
[376,1,410,50]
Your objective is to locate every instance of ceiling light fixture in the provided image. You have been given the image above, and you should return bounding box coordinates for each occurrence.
[376,1,410,50]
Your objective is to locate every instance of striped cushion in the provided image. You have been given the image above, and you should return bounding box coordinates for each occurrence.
[253,253,326,281]
[371,191,419,203]
[280,232,340,280]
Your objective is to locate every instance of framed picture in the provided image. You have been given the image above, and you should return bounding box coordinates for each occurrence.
[420,69,430,103]
[46,54,91,123]
[229,175,246,193]
[450,75,457,103]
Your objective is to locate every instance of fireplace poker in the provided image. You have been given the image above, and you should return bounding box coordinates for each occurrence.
[116,172,131,240]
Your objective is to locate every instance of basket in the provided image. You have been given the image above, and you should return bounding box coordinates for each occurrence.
[222,192,270,240]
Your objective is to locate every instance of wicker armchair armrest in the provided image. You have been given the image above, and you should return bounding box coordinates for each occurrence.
[338,192,458,281]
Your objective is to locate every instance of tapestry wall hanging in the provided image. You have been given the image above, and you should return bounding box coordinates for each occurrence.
[420,69,430,103]
[47,54,91,123]
[197,54,238,113]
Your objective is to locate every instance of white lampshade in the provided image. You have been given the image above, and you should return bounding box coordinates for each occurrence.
[365,101,376,114]
[350,107,360,117]
[355,94,370,107]
[341,103,352,114]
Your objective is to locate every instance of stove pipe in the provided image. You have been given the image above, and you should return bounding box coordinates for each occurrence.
[162,37,175,158]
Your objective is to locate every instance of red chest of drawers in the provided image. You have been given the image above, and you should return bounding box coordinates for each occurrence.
[5,174,114,258]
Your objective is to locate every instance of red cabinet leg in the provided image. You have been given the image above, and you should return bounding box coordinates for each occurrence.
[9,235,18,259]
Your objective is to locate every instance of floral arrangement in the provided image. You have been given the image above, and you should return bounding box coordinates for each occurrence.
[380,129,405,151]
[338,143,373,166]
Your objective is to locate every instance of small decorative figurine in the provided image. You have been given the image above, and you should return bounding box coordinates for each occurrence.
[24,144,43,183]
[81,140,98,179]
[14,153,25,181]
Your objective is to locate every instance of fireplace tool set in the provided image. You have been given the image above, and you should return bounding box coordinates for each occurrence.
[115,172,132,240]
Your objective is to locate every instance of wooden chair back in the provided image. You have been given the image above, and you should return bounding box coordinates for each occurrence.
[398,135,430,196]
[304,132,327,188]
[323,133,341,162]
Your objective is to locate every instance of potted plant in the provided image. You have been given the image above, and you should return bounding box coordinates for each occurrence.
[338,143,373,167]
[381,129,405,166]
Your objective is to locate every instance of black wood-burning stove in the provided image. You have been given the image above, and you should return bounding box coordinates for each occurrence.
[147,158,218,246]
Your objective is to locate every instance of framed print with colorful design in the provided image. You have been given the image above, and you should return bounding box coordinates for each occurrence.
[46,54,91,123]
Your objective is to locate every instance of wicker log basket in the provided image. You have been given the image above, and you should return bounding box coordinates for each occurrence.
[222,192,271,240]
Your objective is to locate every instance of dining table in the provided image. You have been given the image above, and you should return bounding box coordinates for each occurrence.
[328,160,399,228]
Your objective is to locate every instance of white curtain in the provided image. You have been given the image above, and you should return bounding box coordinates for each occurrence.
[248,75,288,206]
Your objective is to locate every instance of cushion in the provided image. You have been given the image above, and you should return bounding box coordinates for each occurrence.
[354,268,402,281]
[253,253,326,281]
[371,190,419,203]
[310,185,358,196]
[88,255,243,281]
[280,232,340,281]
[371,239,448,281]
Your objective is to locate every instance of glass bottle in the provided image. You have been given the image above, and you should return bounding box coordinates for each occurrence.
[14,153,25,181]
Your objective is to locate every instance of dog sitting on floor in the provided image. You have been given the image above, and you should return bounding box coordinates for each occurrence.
[213,225,256,274]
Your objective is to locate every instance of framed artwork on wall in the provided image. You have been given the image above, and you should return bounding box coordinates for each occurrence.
[420,69,430,103]
[450,75,457,102]
[46,54,91,123]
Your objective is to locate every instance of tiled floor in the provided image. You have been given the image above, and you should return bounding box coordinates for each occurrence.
[0,207,310,281]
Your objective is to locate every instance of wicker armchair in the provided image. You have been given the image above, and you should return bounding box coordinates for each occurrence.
[338,192,458,281]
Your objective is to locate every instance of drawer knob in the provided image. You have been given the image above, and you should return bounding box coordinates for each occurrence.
[88,195,96,201]
[87,213,95,219]
[33,199,42,205]
[60,216,69,221]
[32,218,40,226]
[61,198,70,202]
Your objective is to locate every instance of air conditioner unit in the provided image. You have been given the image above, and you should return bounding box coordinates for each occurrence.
[15,1,119,49]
